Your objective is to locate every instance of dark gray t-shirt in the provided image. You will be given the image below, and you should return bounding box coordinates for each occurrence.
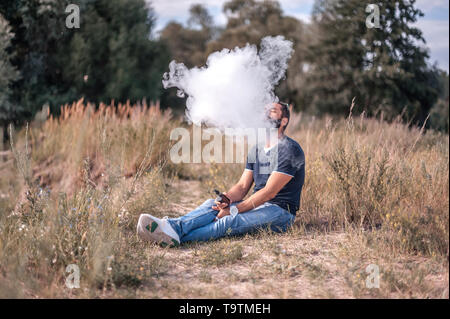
[245,136,305,215]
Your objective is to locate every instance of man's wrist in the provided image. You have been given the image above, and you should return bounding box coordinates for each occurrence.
[235,199,255,214]
[230,205,239,217]
[223,192,232,204]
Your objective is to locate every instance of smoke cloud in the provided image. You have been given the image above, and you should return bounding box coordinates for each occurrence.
[162,36,294,131]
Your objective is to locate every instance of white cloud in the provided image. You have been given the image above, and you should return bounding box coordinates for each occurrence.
[149,0,224,17]
[414,19,449,71]
[413,0,449,71]
[415,0,449,12]
[415,20,449,50]
[278,0,315,10]
[290,12,311,23]
[216,12,228,26]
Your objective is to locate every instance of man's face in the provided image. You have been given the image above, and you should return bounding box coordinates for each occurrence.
[267,103,283,121]
[266,103,286,129]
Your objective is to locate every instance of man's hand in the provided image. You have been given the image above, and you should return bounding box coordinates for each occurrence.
[212,199,229,211]
[214,207,230,220]
[212,198,231,220]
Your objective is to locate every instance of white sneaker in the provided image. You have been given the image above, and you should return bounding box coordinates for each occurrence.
[137,214,180,247]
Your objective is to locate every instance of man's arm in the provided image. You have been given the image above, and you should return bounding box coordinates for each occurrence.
[214,171,292,218]
[212,169,253,211]
[235,172,292,213]
[224,169,254,203]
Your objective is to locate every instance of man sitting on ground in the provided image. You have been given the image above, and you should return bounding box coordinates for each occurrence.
[137,102,305,247]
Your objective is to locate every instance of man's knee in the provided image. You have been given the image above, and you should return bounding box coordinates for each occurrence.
[211,215,234,234]
[270,213,295,233]
[202,198,216,207]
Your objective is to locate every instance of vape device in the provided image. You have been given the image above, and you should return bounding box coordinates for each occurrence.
[213,189,231,207]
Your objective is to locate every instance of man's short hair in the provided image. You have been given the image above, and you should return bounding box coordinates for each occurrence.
[278,102,290,130]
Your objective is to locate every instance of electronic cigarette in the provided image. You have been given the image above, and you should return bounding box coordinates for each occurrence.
[213,189,231,207]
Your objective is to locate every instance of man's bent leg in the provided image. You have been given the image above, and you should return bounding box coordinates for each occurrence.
[166,198,219,238]
[180,203,295,243]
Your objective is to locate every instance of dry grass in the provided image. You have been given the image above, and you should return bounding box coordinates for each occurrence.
[286,112,449,257]
[0,100,448,298]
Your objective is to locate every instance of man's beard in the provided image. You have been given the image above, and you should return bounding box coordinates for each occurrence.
[268,117,282,128]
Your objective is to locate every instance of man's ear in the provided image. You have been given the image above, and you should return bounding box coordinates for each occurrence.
[281,117,288,129]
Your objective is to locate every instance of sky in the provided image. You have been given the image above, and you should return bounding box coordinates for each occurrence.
[148,0,449,72]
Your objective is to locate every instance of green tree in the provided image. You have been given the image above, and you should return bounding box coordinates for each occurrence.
[188,3,214,31]
[207,0,296,54]
[0,13,20,142]
[160,4,215,69]
[429,71,449,132]
[59,0,169,105]
[0,0,71,120]
[304,0,441,125]
[0,0,169,118]
[159,4,217,110]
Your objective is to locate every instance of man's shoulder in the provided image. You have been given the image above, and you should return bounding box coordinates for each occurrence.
[282,136,304,156]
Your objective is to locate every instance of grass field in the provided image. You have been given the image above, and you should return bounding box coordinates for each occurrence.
[0,99,448,298]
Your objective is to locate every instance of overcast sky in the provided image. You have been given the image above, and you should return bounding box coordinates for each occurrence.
[147,0,449,72]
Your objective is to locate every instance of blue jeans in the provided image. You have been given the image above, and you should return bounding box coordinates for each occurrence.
[167,198,295,243]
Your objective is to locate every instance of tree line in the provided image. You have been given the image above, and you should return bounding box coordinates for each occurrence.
[1,0,448,139]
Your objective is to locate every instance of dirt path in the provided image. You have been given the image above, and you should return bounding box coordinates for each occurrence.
[167,178,205,215]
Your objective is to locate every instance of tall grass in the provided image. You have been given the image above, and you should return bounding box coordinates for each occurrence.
[0,99,179,297]
[0,99,448,297]
[289,111,449,256]
[205,111,449,257]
